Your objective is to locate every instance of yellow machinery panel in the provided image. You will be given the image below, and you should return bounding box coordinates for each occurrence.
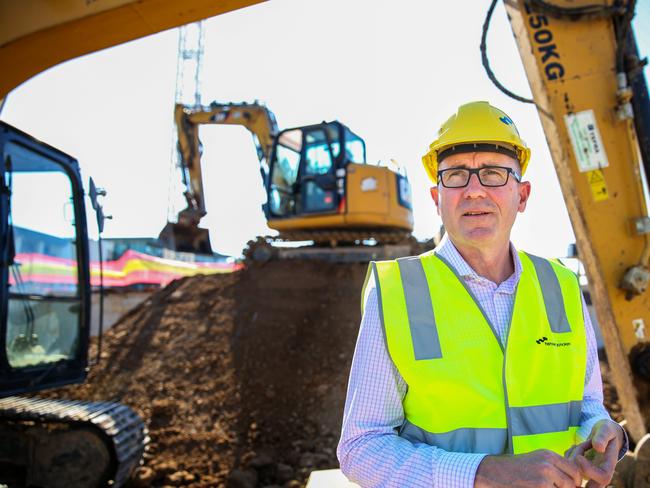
[268,164,413,234]
[506,0,649,441]
[0,0,267,98]
[345,164,414,229]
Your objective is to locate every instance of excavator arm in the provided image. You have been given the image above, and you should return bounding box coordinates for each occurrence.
[0,0,267,100]
[504,0,650,454]
[159,101,279,253]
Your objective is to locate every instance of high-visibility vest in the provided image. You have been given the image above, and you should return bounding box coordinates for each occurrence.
[364,250,587,455]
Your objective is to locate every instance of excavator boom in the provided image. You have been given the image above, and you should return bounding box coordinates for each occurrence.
[0,0,266,100]
[504,0,650,445]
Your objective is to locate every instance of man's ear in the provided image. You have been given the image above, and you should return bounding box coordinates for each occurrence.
[518,181,531,213]
[430,186,440,212]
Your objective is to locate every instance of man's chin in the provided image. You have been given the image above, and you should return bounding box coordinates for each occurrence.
[457,227,498,245]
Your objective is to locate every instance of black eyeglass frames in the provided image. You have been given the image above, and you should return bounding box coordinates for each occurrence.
[437,166,521,188]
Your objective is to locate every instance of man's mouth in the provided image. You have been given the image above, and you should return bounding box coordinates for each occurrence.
[462,210,492,216]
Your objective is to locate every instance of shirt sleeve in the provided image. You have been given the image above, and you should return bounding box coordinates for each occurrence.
[337,281,486,488]
[578,294,629,458]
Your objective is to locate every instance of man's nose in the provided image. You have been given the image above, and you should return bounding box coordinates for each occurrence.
[463,172,486,197]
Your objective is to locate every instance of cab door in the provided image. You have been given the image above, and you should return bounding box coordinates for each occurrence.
[267,128,302,218]
[0,122,91,396]
[299,127,339,214]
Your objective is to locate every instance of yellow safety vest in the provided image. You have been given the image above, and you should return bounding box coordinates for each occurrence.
[364,250,587,455]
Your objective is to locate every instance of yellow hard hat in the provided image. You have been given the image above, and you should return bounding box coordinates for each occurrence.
[422,101,531,183]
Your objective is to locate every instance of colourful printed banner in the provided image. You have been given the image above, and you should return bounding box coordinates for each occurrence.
[9,250,241,290]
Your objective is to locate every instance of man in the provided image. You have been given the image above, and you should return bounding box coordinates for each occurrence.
[337,101,626,487]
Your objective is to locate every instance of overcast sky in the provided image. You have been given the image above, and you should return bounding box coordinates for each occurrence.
[4,0,650,257]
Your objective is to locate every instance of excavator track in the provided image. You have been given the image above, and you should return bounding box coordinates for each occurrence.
[0,396,147,488]
[243,231,433,265]
[277,228,412,245]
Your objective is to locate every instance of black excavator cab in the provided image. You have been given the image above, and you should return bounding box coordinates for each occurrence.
[0,121,92,396]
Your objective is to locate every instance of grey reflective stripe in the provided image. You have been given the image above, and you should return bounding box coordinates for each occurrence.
[397,256,442,360]
[361,264,374,316]
[510,400,582,436]
[371,262,391,356]
[399,420,508,454]
[526,253,572,333]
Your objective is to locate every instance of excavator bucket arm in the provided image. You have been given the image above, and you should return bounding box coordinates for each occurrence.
[159,101,279,255]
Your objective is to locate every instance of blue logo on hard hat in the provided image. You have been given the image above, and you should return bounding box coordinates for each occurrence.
[500,116,513,125]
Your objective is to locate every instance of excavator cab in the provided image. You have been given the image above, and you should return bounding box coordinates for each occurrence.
[264,120,413,241]
[266,121,364,219]
[0,122,91,396]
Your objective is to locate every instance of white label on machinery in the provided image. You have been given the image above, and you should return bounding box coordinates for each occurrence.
[633,318,646,340]
[361,177,378,192]
[564,110,609,172]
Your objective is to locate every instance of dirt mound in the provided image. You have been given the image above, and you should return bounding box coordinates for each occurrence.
[53,260,369,487]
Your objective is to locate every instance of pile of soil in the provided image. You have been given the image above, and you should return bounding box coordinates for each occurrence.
[54,260,369,487]
[50,257,633,487]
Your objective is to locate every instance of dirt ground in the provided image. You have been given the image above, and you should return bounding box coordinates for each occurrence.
[54,260,369,487]
[48,258,640,487]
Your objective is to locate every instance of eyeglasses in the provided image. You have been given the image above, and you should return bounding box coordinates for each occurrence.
[437,165,521,188]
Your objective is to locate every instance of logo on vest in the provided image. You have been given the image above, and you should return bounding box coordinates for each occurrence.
[536,336,571,347]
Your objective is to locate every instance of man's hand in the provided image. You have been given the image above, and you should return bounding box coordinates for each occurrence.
[474,449,582,487]
[565,420,624,488]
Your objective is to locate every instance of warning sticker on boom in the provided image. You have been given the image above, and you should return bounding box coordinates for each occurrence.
[564,110,609,173]
[587,169,609,202]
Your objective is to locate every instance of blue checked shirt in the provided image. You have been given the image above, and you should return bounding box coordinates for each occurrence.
[337,237,621,487]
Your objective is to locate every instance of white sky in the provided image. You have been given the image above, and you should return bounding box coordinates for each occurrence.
[3,0,650,257]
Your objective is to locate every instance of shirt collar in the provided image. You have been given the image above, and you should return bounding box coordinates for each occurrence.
[434,235,522,293]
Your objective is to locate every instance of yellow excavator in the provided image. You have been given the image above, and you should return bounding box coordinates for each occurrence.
[2,0,650,486]
[159,101,414,257]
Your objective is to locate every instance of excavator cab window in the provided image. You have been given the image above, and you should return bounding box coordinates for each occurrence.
[330,127,366,164]
[343,128,366,164]
[0,122,90,396]
[301,127,338,213]
[6,168,80,369]
[269,129,302,216]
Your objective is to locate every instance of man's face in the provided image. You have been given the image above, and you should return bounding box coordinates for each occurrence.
[430,151,531,250]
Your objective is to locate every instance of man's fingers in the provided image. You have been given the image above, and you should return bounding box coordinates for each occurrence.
[592,423,616,452]
[585,480,604,488]
[548,467,581,488]
[545,464,578,488]
[549,453,582,486]
[568,440,590,460]
[597,439,619,477]
[576,455,609,485]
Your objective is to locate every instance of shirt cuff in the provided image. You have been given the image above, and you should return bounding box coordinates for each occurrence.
[434,450,487,488]
[614,422,630,461]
